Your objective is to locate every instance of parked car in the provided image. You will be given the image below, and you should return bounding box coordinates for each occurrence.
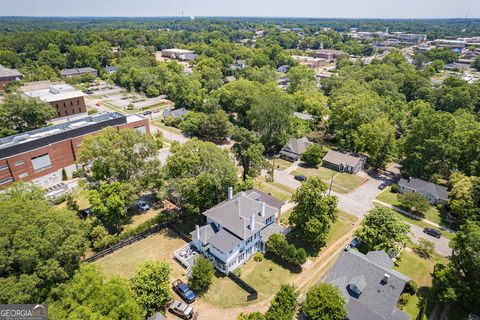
[172,279,197,303]
[378,183,388,190]
[168,300,193,319]
[344,238,359,251]
[85,90,93,94]
[294,175,307,182]
[423,227,441,239]
[143,110,152,115]
[137,200,150,211]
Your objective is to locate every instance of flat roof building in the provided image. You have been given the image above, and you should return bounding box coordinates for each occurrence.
[21,82,87,119]
[0,112,149,190]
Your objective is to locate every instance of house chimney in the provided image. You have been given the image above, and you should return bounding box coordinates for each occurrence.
[249,215,255,231]
[228,186,233,200]
[260,202,266,217]
[195,225,200,241]
[382,273,390,284]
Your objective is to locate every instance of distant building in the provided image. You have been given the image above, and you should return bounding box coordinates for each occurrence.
[277,65,289,73]
[0,65,23,90]
[291,55,327,68]
[224,76,237,83]
[161,48,196,61]
[0,113,149,190]
[322,150,366,174]
[316,49,345,61]
[21,82,87,119]
[398,177,448,205]
[191,188,285,274]
[104,65,117,74]
[230,60,246,70]
[280,137,313,162]
[60,67,98,79]
[325,249,410,320]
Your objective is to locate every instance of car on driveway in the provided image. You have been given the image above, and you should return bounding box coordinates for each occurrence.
[294,175,307,182]
[143,110,152,116]
[423,227,441,238]
[172,279,197,303]
[168,300,193,319]
[378,182,388,190]
[137,200,150,211]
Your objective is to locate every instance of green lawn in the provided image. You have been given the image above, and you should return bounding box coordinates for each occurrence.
[270,158,293,171]
[254,177,294,202]
[291,166,366,194]
[202,258,295,308]
[122,209,161,232]
[153,121,182,134]
[93,230,187,280]
[292,165,337,180]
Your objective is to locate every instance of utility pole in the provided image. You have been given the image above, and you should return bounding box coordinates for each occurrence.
[328,171,334,195]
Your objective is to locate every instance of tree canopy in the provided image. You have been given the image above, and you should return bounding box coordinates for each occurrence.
[302,283,347,320]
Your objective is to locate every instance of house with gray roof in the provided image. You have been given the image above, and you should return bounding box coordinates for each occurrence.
[279,137,313,162]
[191,188,285,274]
[322,150,366,174]
[398,177,448,205]
[325,249,410,320]
[0,65,23,90]
[60,67,98,79]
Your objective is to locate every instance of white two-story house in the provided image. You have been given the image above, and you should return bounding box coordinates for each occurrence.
[191,188,285,274]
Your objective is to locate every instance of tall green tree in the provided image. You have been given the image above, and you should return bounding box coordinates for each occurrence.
[0,183,86,304]
[232,127,267,180]
[286,65,316,94]
[432,221,480,314]
[0,94,55,138]
[302,283,346,320]
[88,182,137,233]
[131,261,172,316]
[78,127,161,188]
[301,144,325,167]
[354,207,410,254]
[48,266,145,320]
[165,139,238,215]
[188,256,215,294]
[265,284,298,320]
[289,177,338,251]
[448,173,480,223]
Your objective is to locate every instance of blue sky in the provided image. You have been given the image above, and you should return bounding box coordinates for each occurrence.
[0,0,478,18]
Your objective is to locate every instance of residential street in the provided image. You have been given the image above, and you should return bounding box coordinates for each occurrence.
[270,165,453,256]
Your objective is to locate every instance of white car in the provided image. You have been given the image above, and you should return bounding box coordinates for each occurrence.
[137,200,150,211]
[168,300,193,319]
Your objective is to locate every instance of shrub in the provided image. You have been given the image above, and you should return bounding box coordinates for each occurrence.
[267,234,307,268]
[72,170,80,178]
[391,183,399,193]
[398,293,411,307]
[398,192,430,215]
[404,280,419,295]
[66,193,79,211]
[127,103,135,110]
[62,168,68,181]
[254,252,264,262]
[415,239,435,259]
[54,194,67,205]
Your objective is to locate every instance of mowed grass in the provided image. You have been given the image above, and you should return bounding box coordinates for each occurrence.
[254,177,294,202]
[326,209,358,246]
[270,158,294,171]
[395,250,437,287]
[122,209,161,232]
[202,258,295,308]
[291,165,366,194]
[93,230,187,280]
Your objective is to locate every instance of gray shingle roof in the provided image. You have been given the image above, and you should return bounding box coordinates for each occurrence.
[161,107,189,118]
[190,223,218,245]
[398,178,448,201]
[366,251,394,270]
[0,65,23,79]
[245,189,285,210]
[203,190,279,240]
[322,150,365,168]
[325,250,409,320]
[281,137,312,156]
[208,228,242,253]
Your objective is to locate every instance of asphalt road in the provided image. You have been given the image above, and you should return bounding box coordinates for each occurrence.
[271,167,453,256]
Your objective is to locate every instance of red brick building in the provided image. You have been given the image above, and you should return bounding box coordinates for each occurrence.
[0,65,23,90]
[0,113,150,190]
[21,83,87,119]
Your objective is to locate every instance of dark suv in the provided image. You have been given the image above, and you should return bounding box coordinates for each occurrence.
[423,227,441,239]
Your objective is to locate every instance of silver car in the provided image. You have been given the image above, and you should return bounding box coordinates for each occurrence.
[168,300,193,319]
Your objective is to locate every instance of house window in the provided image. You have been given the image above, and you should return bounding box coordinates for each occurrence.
[13,160,24,166]
[56,104,59,109]
[0,177,13,185]
[31,154,52,172]
[63,102,66,107]
[57,112,61,117]
[78,108,82,112]
[70,101,73,106]
[19,172,28,179]
[0,164,8,171]
[77,100,80,105]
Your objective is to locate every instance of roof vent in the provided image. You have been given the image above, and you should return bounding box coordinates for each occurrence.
[381,273,390,285]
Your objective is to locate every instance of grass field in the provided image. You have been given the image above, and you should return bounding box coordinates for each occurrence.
[254,176,295,202]
[291,165,337,180]
[93,230,187,280]
[122,209,161,232]
[291,166,366,194]
[153,121,182,134]
[202,258,295,308]
[270,158,293,171]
